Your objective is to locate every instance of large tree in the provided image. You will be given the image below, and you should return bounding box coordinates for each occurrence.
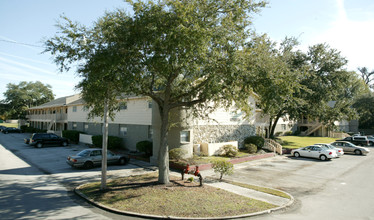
[353,92,374,129]
[45,15,131,190]
[298,44,365,130]
[1,81,54,119]
[238,35,308,137]
[45,0,266,184]
[357,67,374,89]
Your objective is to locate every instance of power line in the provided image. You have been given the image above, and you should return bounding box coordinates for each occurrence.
[0,39,45,48]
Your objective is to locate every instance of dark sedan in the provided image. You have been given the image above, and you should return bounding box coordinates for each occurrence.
[2,127,22,134]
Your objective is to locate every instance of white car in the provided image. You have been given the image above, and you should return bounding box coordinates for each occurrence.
[315,143,344,157]
[291,145,338,161]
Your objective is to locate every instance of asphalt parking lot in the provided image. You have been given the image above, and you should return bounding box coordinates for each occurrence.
[1,132,374,220]
[0,132,154,189]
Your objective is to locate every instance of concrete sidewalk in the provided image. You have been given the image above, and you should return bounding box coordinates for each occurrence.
[205,181,291,206]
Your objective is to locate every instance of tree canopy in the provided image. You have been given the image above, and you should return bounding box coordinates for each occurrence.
[1,81,54,119]
[45,0,267,184]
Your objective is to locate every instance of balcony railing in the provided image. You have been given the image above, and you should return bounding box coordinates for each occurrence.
[26,113,67,122]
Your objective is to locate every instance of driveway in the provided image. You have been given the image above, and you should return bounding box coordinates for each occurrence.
[202,148,374,220]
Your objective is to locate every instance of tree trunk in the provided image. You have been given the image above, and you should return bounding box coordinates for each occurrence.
[269,113,282,138]
[157,103,170,184]
[101,99,109,190]
[267,118,273,138]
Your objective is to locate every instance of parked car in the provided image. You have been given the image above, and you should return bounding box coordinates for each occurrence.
[27,133,69,148]
[2,127,22,134]
[0,125,7,132]
[330,141,370,155]
[315,143,344,157]
[291,145,338,161]
[367,136,374,145]
[336,136,370,146]
[66,148,130,169]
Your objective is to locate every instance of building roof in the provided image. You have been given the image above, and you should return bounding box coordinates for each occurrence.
[28,93,149,109]
[28,94,81,110]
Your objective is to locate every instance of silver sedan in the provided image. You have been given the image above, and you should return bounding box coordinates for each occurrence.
[330,141,370,155]
[67,148,130,169]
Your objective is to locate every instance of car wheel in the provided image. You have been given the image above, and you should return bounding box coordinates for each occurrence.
[354,149,362,155]
[83,161,94,169]
[294,152,300,158]
[320,155,328,161]
[119,157,128,165]
[61,141,68,147]
[36,142,43,148]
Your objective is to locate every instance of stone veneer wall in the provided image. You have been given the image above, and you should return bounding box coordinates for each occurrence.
[193,124,256,147]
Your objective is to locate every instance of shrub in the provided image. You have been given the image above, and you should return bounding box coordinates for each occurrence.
[62,130,84,143]
[169,148,186,161]
[243,143,257,154]
[275,131,283,137]
[211,159,234,180]
[136,140,153,156]
[92,135,123,150]
[284,131,293,136]
[243,136,264,150]
[219,145,238,157]
[21,126,46,133]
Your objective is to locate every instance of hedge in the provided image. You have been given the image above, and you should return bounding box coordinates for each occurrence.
[20,125,46,133]
[92,135,123,150]
[62,130,85,143]
[243,136,264,150]
[136,140,153,156]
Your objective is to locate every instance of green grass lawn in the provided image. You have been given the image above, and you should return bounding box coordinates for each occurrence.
[78,172,278,218]
[0,123,18,128]
[279,136,338,149]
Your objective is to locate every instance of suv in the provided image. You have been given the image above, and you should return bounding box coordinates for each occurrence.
[27,133,69,148]
[336,136,371,146]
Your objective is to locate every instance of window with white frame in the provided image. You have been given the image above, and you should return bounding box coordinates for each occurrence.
[230,111,242,122]
[180,130,190,143]
[148,101,152,109]
[120,126,128,136]
[119,102,127,110]
[72,123,77,130]
[73,106,77,112]
[281,124,286,130]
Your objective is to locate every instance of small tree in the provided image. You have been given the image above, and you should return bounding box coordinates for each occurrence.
[211,159,234,180]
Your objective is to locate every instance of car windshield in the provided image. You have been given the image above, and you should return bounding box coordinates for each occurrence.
[77,150,91,157]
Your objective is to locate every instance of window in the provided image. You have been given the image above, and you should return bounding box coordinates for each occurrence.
[84,123,89,132]
[120,126,128,136]
[148,101,152,109]
[281,124,286,130]
[230,111,242,122]
[119,102,127,110]
[72,123,77,130]
[83,106,89,111]
[180,131,190,142]
[73,106,77,112]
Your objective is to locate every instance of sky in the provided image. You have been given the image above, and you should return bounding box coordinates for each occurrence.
[1,0,373,100]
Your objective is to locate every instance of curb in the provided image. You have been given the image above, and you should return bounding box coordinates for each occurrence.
[74,180,294,220]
